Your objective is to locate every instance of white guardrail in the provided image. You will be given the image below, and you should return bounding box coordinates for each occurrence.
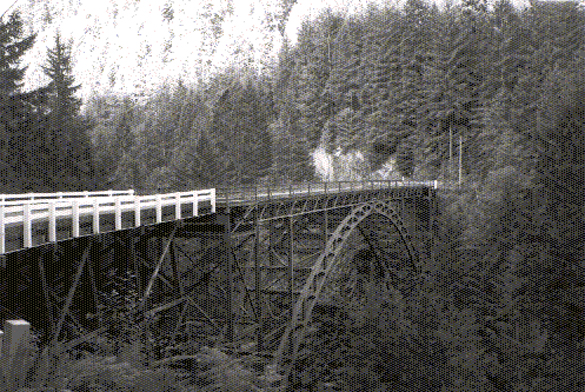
[0,189,135,204]
[0,189,216,254]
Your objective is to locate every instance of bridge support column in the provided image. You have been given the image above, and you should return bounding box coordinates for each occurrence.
[287,217,294,327]
[323,209,328,247]
[51,240,91,345]
[129,235,143,300]
[37,249,54,338]
[218,213,234,344]
[169,236,188,344]
[253,205,263,352]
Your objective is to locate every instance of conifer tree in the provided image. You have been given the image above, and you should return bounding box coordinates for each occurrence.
[43,34,81,121]
[0,11,47,191]
[270,43,316,181]
[42,33,93,190]
[362,8,405,168]
[210,75,273,184]
[532,61,585,344]
[170,130,220,189]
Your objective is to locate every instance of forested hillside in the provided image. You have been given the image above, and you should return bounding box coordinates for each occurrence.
[78,0,585,191]
[1,1,584,391]
[3,0,583,190]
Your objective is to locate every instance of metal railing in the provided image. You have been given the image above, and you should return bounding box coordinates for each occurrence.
[0,189,216,254]
[216,179,438,204]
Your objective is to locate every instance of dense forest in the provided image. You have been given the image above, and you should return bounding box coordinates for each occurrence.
[4,0,584,192]
[1,0,584,391]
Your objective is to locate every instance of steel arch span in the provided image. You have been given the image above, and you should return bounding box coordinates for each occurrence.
[272,199,421,377]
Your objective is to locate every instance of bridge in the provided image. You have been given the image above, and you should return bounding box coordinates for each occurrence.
[0,180,437,380]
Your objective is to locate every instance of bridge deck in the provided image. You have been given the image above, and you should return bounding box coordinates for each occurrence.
[216,180,437,206]
[0,180,437,254]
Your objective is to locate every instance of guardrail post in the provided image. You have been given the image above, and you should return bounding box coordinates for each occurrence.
[93,198,101,234]
[23,203,32,248]
[49,202,57,242]
[156,195,163,223]
[210,188,216,214]
[192,192,198,217]
[115,197,122,230]
[72,200,80,238]
[175,193,181,220]
[0,205,4,254]
[134,197,141,226]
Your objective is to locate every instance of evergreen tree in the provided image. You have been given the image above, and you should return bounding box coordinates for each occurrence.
[393,0,433,177]
[531,61,585,348]
[418,3,490,180]
[170,130,221,189]
[271,43,315,181]
[362,7,405,169]
[0,11,48,192]
[210,74,273,184]
[90,97,139,190]
[416,6,459,178]
[321,15,370,154]
[42,33,94,190]
[292,11,341,148]
[111,98,141,189]
[42,34,81,121]
[0,12,35,96]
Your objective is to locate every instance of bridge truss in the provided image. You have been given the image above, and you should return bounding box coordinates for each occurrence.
[0,181,437,377]
[206,180,437,390]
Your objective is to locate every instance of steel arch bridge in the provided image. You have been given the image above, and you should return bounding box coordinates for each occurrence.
[272,200,422,377]
[0,180,437,378]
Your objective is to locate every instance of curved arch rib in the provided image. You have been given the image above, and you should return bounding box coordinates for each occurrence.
[272,200,419,378]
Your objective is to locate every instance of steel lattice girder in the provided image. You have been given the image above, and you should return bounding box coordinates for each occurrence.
[225,187,429,227]
[220,189,432,350]
[272,200,421,379]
